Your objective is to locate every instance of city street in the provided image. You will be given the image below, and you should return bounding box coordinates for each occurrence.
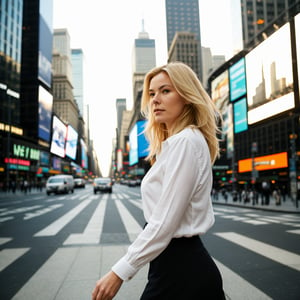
[0,184,299,300]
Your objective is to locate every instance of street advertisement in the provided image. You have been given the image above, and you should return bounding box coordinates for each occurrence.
[80,139,88,169]
[38,0,53,88]
[50,115,67,158]
[38,86,53,142]
[229,57,247,102]
[233,97,248,133]
[65,125,78,160]
[245,23,294,124]
[238,152,288,173]
[137,120,149,158]
[129,123,138,166]
[295,13,300,96]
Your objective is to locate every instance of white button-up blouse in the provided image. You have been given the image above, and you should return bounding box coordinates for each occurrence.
[112,127,215,281]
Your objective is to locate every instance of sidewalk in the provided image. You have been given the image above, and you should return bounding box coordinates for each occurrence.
[1,189,300,213]
[212,192,300,213]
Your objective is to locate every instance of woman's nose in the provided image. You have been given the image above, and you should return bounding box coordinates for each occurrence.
[151,93,160,104]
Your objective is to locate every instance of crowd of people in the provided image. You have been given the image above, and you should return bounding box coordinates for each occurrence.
[212,183,288,206]
[0,179,44,194]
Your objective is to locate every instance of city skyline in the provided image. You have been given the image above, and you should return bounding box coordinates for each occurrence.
[53,0,243,176]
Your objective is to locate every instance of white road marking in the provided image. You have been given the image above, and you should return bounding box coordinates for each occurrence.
[115,199,142,242]
[34,199,92,237]
[215,232,300,271]
[214,259,272,300]
[0,248,30,272]
[63,196,108,245]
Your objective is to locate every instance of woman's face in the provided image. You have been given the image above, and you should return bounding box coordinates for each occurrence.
[149,72,186,130]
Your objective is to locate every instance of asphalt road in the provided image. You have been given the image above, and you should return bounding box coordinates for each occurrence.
[0,184,299,299]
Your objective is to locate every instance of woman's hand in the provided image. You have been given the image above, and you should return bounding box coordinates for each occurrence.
[92,271,123,300]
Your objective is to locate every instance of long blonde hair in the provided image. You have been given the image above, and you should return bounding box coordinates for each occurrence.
[141,61,221,164]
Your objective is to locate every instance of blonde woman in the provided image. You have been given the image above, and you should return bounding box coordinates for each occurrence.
[92,62,225,300]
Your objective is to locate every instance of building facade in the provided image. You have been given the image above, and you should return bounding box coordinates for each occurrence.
[208,9,299,204]
[0,0,100,190]
[241,0,300,49]
[165,0,203,80]
[168,32,200,80]
[71,49,84,118]
[132,25,156,104]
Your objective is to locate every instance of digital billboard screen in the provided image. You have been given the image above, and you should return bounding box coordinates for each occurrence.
[129,124,138,166]
[38,0,53,88]
[233,97,248,133]
[80,139,88,168]
[50,115,67,158]
[38,86,53,142]
[211,70,230,139]
[65,125,78,160]
[229,57,246,101]
[137,120,149,158]
[295,13,300,96]
[245,23,294,124]
[211,70,229,113]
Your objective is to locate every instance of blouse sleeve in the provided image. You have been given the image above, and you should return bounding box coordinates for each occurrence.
[112,136,205,281]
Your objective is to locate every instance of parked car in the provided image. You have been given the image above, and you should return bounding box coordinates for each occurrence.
[74,178,85,188]
[128,179,138,187]
[46,175,74,195]
[93,177,113,194]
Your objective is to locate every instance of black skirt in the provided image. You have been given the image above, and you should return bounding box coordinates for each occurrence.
[140,236,225,300]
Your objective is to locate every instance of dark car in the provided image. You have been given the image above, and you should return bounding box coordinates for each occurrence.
[74,178,85,188]
[93,177,112,194]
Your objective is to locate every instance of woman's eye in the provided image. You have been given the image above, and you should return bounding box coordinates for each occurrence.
[149,92,155,97]
[162,89,170,94]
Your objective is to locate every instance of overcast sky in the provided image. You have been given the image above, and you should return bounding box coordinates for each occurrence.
[53,0,243,176]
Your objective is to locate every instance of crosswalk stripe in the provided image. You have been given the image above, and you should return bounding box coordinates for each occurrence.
[63,196,108,245]
[0,237,12,245]
[0,248,30,272]
[128,198,142,209]
[115,199,142,242]
[286,229,300,235]
[34,199,92,237]
[243,219,268,225]
[214,259,272,300]
[215,232,300,271]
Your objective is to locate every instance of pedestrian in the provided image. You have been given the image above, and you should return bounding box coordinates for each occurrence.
[92,62,226,300]
[273,188,281,206]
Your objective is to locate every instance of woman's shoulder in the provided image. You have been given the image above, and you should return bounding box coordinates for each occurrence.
[168,127,205,145]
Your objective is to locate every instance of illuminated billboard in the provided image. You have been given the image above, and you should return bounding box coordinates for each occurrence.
[129,120,150,166]
[238,152,288,173]
[38,86,53,142]
[65,125,78,160]
[129,123,138,166]
[295,13,300,96]
[211,70,229,113]
[50,115,67,158]
[233,98,248,133]
[80,139,88,168]
[245,23,294,124]
[229,58,247,101]
[137,120,149,158]
[211,70,230,139]
[38,0,53,87]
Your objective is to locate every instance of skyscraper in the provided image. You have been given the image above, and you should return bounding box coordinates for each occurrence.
[52,28,79,130]
[240,0,300,49]
[165,0,203,80]
[0,0,23,127]
[116,98,127,149]
[71,49,84,117]
[132,21,156,103]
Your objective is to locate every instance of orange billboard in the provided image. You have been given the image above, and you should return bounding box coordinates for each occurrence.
[238,152,288,173]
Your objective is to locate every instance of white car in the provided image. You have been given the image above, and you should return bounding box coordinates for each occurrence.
[46,175,74,195]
